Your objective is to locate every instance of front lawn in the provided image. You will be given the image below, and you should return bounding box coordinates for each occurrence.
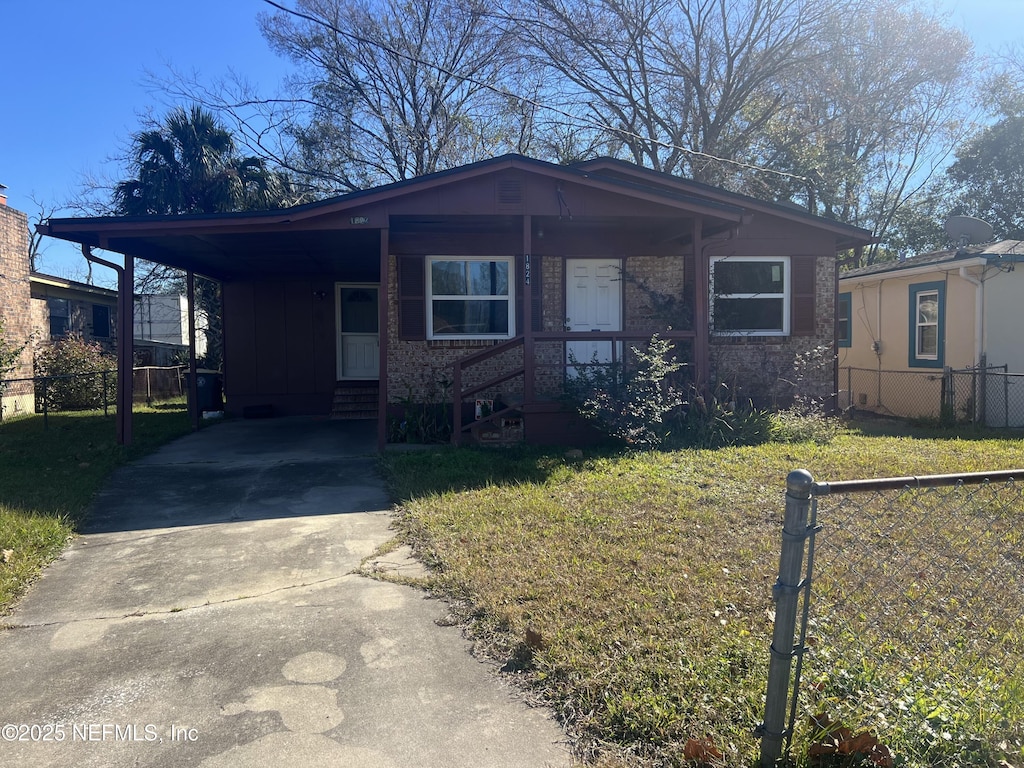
[382,424,1024,767]
[0,403,193,613]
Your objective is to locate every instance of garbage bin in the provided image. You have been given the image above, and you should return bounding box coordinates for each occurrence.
[187,369,223,413]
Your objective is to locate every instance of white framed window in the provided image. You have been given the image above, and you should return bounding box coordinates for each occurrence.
[915,291,939,360]
[427,256,514,339]
[710,256,791,335]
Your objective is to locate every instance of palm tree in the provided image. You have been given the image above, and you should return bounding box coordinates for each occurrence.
[112,105,294,370]
[114,105,291,216]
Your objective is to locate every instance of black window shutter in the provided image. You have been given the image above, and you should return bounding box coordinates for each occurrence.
[790,255,817,336]
[398,255,426,340]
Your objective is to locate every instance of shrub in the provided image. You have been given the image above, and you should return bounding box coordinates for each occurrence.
[34,334,117,412]
[563,334,686,448]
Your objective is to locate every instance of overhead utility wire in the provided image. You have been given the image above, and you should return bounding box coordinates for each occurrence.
[260,0,811,185]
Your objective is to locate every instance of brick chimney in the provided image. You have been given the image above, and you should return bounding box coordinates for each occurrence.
[0,183,7,206]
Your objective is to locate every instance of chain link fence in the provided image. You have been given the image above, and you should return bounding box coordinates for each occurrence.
[761,470,1024,767]
[838,366,951,421]
[1,366,186,423]
[947,367,1024,428]
[841,365,1024,428]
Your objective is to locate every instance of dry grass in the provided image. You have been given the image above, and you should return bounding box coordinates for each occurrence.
[383,423,1024,767]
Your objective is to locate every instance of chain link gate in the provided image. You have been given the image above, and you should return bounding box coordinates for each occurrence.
[760,469,1024,767]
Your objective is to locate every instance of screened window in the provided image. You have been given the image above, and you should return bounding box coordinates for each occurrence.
[710,257,790,335]
[92,304,111,338]
[48,298,69,337]
[427,257,514,339]
[908,281,945,368]
[837,292,851,348]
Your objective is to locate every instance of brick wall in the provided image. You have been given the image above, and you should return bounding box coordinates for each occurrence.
[386,253,691,405]
[0,204,35,416]
[385,251,837,410]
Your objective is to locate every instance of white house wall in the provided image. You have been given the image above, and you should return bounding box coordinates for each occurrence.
[134,295,207,357]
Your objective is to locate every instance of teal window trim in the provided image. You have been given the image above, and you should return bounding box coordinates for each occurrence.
[837,292,852,348]
[908,281,945,369]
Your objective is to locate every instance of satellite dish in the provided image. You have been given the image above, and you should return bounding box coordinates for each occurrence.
[944,216,993,247]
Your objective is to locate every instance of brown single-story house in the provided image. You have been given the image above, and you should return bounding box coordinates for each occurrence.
[39,154,873,448]
[29,272,118,349]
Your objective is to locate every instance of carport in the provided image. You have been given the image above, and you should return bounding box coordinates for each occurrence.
[39,204,387,446]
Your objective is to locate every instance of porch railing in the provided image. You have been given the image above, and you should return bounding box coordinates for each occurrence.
[451,330,696,445]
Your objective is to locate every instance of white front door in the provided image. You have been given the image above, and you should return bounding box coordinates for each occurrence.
[336,284,379,379]
[565,259,622,375]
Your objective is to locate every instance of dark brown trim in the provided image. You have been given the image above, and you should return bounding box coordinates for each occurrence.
[692,217,709,387]
[522,216,534,404]
[377,228,390,452]
[187,270,199,432]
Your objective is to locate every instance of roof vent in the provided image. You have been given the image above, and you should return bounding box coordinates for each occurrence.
[496,177,524,212]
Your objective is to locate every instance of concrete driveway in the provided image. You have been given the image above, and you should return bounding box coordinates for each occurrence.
[0,417,572,767]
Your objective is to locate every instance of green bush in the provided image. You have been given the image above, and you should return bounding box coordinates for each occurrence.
[34,334,117,412]
[563,334,686,448]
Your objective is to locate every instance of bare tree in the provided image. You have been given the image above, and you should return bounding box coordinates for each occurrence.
[251,0,528,193]
[750,0,974,263]
[507,0,840,184]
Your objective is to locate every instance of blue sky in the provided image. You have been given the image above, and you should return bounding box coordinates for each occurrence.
[1,0,1021,284]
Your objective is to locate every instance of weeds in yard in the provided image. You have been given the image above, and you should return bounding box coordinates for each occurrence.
[383,429,1024,767]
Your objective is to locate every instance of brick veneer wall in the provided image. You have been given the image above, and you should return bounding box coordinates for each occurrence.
[0,204,35,416]
[385,250,837,409]
[386,253,691,404]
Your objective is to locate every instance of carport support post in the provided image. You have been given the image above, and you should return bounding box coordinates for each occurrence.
[122,255,133,445]
[82,245,133,445]
[376,227,390,453]
[187,270,200,431]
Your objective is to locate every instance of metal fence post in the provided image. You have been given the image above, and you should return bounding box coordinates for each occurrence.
[759,469,814,767]
[41,376,49,429]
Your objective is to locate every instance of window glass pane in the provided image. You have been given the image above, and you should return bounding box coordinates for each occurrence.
[431,261,468,295]
[715,261,785,294]
[918,325,937,357]
[48,298,69,337]
[714,297,784,331]
[917,294,938,324]
[432,299,509,335]
[340,288,378,333]
[468,261,509,296]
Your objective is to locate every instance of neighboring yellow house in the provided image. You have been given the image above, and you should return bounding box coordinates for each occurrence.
[838,240,1024,425]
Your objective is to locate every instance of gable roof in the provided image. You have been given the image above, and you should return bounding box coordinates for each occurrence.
[38,154,874,280]
[841,240,1024,281]
[572,156,875,250]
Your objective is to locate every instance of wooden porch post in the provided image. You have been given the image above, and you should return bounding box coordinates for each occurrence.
[523,215,534,404]
[376,227,389,453]
[692,216,709,389]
